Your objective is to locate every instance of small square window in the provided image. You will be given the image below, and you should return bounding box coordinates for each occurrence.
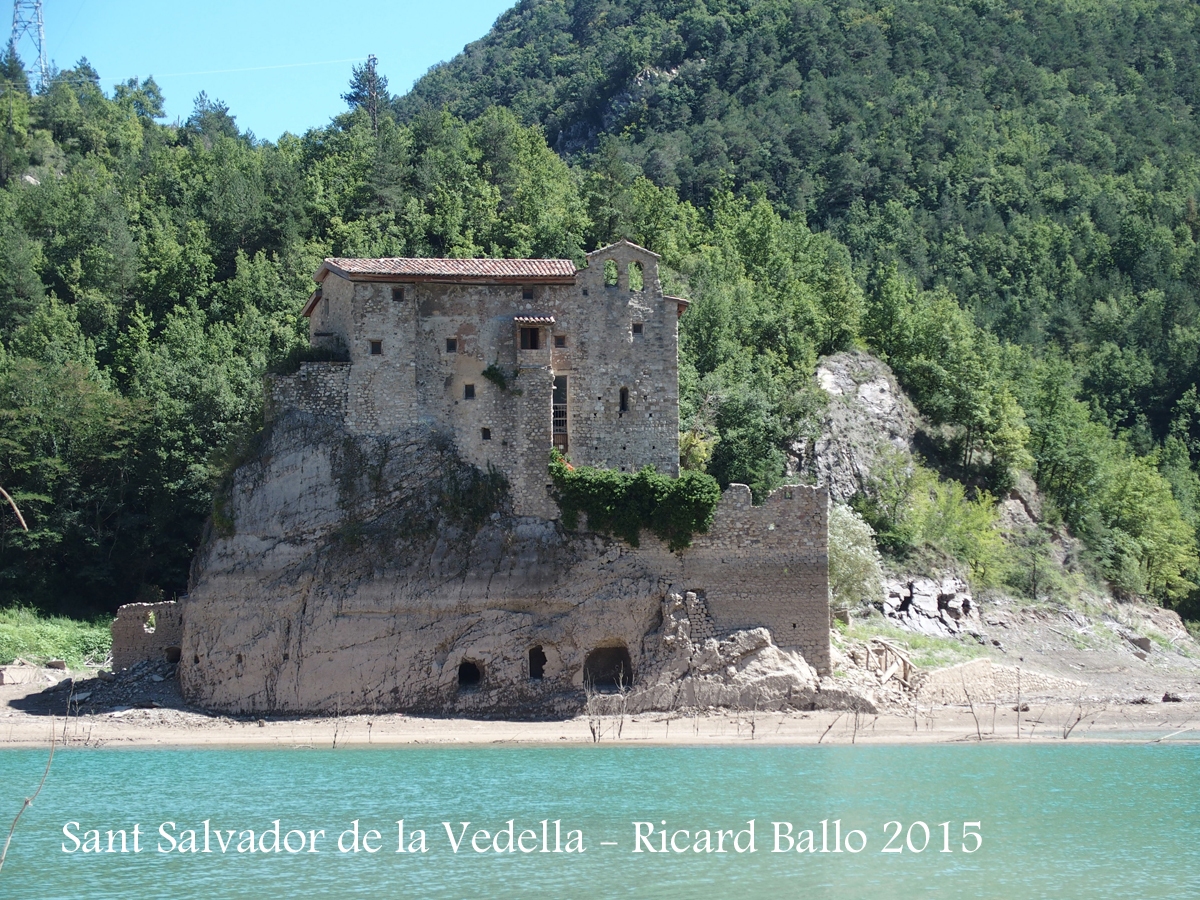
[369,340,382,356]
[522,287,534,300]
[481,427,491,441]
[632,322,644,335]
[464,383,476,400]
[554,334,567,348]
[391,286,405,302]
[520,327,540,350]
[446,338,458,353]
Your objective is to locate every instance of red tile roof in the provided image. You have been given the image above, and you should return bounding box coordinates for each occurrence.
[316,257,577,283]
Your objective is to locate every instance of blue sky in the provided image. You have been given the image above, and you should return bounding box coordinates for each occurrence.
[11,0,515,140]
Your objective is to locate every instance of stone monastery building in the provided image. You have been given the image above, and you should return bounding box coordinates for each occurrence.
[155,240,831,715]
[301,240,686,519]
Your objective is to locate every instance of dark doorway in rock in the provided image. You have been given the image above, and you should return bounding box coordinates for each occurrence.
[583,646,632,691]
[529,646,547,680]
[458,660,482,689]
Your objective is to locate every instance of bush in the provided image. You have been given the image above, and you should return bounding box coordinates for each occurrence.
[549,450,721,551]
[0,606,113,666]
[267,341,349,376]
[829,504,884,607]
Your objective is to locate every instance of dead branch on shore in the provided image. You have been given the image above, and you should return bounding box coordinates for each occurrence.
[818,711,845,744]
[961,673,983,742]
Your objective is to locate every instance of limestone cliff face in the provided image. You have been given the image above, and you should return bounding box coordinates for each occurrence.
[181,404,832,715]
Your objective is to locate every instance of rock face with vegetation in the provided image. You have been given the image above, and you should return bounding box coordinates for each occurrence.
[3,0,1200,654]
[181,400,838,715]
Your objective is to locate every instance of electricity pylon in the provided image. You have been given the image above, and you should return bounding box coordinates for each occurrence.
[10,0,47,91]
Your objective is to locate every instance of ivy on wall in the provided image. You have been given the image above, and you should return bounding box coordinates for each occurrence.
[549,449,721,552]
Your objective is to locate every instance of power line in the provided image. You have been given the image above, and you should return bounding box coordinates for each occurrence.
[9,0,47,91]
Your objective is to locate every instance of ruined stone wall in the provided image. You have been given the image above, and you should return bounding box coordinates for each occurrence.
[265,362,350,423]
[567,244,680,478]
[111,601,184,671]
[679,485,831,674]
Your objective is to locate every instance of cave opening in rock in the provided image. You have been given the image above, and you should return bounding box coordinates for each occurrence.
[583,646,632,691]
[458,660,482,689]
[528,645,547,680]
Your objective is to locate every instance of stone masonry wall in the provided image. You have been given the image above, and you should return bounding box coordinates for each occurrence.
[300,241,680,517]
[111,601,184,670]
[265,362,350,423]
[680,484,831,673]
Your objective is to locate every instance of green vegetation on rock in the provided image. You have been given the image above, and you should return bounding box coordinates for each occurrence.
[549,449,720,551]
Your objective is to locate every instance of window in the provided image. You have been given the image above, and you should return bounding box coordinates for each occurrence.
[369,340,382,356]
[632,322,644,336]
[619,387,629,412]
[628,261,644,291]
[554,334,567,348]
[458,660,482,689]
[464,383,476,400]
[603,259,619,286]
[529,646,547,680]
[322,297,329,316]
[520,327,540,350]
[522,286,534,300]
[445,337,457,353]
[391,286,405,302]
[481,427,491,441]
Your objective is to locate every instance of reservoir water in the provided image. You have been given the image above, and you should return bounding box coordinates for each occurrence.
[1,743,1197,898]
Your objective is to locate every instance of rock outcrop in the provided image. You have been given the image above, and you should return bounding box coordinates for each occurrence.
[883,575,980,636]
[180,405,833,716]
[794,350,921,502]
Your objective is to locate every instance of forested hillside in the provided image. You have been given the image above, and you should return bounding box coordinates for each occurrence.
[1,0,1199,624]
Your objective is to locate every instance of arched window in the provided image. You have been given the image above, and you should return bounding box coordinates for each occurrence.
[604,259,619,286]
[583,646,632,690]
[458,660,482,689]
[628,261,644,291]
[619,387,629,412]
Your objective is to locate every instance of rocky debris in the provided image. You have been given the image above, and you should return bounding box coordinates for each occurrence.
[792,350,921,503]
[883,575,980,637]
[45,659,66,670]
[14,658,185,715]
[1163,692,1183,703]
[1123,633,1153,653]
[618,593,875,714]
[0,660,65,686]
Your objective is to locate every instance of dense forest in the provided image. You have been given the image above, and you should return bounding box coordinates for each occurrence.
[1,0,1199,624]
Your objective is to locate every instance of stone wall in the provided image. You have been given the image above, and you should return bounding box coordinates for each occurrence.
[265,362,350,423]
[299,241,680,517]
[681,484,831,673]
[111,601,184,671]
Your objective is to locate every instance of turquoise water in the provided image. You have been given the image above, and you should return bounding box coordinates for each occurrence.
[0,744,1197,899]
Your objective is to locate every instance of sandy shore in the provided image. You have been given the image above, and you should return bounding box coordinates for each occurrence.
[2,679,1197,748]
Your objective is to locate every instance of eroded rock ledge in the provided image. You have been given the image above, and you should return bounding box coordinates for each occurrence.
[180,408,834,716]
